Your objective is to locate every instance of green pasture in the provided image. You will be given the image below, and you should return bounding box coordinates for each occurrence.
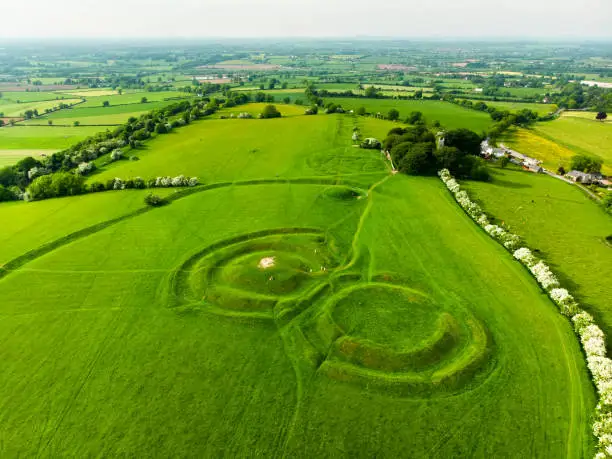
[0,126,107,149]
[324,98,494,132]
[463,166,612,337]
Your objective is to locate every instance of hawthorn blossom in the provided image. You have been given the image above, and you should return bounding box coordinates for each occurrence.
[529,261,560,290]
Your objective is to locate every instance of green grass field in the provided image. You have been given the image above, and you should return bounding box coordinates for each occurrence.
[0,126,109,149]
[324,98,493,132]
[463,166,612,339]
[0,113,595,456]
[0,99,83,117]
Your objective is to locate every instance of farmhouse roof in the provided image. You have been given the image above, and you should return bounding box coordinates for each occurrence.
[566,170,592,180]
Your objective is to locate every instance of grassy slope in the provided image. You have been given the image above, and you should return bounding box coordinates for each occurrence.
[463,167,612,338]
[324,98,493,132]
[0,115,595,456]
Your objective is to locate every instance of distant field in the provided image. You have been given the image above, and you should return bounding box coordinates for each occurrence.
[534,116,612,173]
[324,98,493,132]
[463,167,612,338]
[0,91,76,103]
[467,100,557,116]
[199,63,281,70]
[26,112,150,126]
[236,89,305,103]
[23,101,170,125]
[214,102,305,119]
[59,89,121,97]
[0,99,83,117]
[503,87,549,97]
[0,126,107,149]
[563,111,612,123]
[77,91,191,108]
[0,149,57,167]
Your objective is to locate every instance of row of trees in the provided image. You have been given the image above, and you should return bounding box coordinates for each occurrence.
[383,126,489,181]
[0,92,255,202]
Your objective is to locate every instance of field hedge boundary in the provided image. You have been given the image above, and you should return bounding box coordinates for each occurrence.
[439,168,612,458]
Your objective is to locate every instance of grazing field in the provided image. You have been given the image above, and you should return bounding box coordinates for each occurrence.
[0,126,107,149]
[0,149,57,167]
[463,166,612,339]
[323,98,493,132]
[0,113,595,456]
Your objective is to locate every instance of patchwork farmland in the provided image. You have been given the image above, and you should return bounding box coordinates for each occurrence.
[0,38,611,457]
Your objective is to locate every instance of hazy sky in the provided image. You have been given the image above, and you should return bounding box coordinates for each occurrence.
[2,0,611,39]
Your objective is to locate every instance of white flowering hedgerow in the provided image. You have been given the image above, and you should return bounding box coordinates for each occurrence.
[152,175,199,188]
[529,261,560,290]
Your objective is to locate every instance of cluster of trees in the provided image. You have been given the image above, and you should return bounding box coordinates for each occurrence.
[28,173,86,200]
[570,154,603,174]
[383,126,489,181]
[550,82,612,111]
[260,105,281,119]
